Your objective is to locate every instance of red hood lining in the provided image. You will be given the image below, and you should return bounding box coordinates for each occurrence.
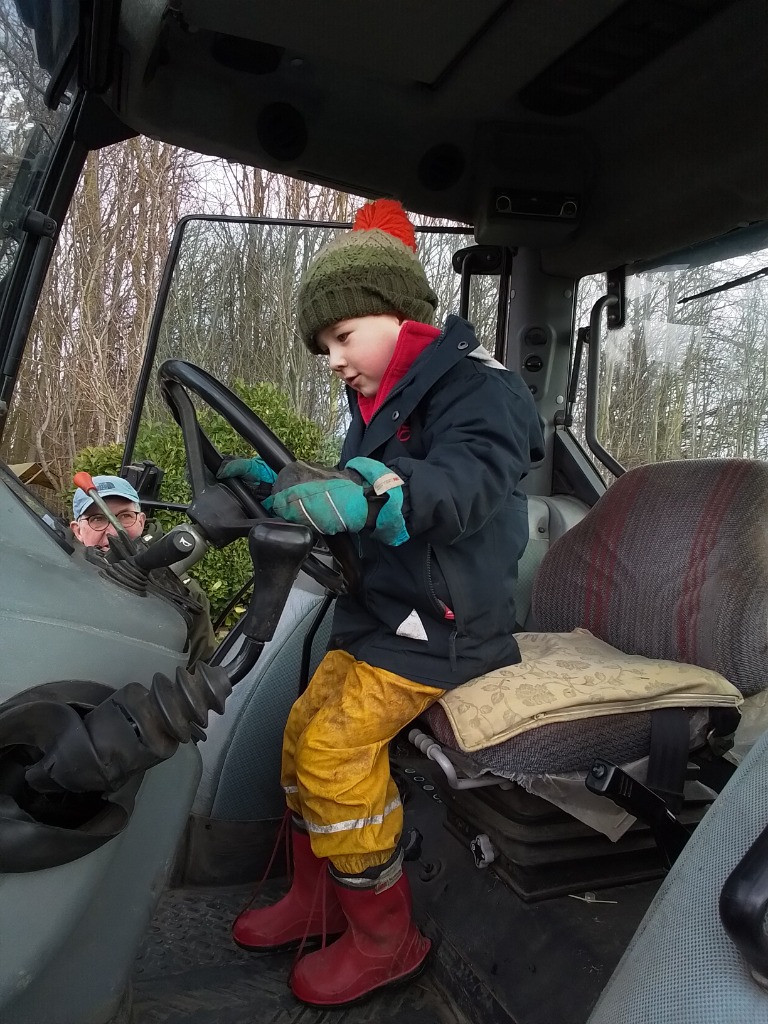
[357,320,440,425]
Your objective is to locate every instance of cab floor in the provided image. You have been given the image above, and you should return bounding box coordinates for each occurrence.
[131,885,464,1024]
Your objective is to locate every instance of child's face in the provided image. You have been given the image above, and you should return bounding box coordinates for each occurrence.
[316,314,401,397]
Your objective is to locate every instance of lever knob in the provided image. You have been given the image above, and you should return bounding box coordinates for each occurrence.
[241,521,313,642]
[133,528,198,572]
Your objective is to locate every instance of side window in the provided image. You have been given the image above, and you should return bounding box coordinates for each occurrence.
[0,0,75,489]
[570,243,768,474]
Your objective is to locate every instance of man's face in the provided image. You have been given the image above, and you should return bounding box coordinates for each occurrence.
[70,496,146,551]
[316,313,402,398]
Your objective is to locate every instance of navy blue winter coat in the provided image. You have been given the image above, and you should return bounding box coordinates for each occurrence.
[330,315,545,689]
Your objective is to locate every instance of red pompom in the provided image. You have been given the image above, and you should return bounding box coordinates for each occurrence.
[352,199,417,252]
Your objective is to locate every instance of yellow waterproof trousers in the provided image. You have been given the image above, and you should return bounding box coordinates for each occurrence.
[281,650,444,875]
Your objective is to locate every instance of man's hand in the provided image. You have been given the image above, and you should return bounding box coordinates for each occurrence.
[217,456,277,485]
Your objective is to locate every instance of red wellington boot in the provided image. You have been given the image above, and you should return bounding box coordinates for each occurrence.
[232,826,347,952]
[289,869,431,1006]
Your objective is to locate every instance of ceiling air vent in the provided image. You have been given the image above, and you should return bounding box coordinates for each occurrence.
[519,0,733,116]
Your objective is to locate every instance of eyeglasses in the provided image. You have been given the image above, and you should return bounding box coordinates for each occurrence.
[78,510,140,531]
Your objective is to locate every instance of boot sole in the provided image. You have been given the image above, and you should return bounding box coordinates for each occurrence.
[291,946,430,1008]
[233,931,343,955]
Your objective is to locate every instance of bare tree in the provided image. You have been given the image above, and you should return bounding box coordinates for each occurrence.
[2,139,205,489]
[573,257,768,479]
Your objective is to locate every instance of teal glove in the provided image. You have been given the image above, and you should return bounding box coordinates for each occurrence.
[267,472,369,536]
[346,457,410,546]
[217,457,277,485]
[266,459,409,546]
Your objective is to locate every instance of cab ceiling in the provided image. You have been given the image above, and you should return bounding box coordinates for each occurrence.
[108,0,768,277]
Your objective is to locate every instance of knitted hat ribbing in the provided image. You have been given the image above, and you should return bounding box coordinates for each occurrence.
[297,200,438,353]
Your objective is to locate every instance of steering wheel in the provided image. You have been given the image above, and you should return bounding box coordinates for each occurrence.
[156,358,360,594]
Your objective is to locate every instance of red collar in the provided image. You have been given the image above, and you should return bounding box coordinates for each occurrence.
[357,320,440,424]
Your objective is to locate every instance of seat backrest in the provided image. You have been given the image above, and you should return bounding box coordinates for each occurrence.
[532,459,768,696]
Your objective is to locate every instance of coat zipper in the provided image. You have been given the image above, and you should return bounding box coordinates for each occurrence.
[425,545,454,620]
[426,545,458,671]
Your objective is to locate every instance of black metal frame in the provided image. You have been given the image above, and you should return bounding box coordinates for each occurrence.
[451,244,515,363]
[0,0,127,442]
[584,294,625,478]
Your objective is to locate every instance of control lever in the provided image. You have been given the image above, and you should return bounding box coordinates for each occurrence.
[133,524,207,574]
[223,521,314,684]
[720,823,768,989]
[586,758,691,866]
[241,521,314,642]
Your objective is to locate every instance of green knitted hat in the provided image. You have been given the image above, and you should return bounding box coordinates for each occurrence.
[297,199,438,353]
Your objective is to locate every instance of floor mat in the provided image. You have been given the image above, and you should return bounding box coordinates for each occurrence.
[132,885,463,1024]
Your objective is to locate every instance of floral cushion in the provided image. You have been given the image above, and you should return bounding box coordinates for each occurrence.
[439,629,743,754]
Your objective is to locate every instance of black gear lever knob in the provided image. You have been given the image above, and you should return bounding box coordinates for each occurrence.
[241,521,314,643]
[133,527,200,572]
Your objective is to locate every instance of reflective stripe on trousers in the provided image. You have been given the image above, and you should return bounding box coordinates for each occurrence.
[281,649,444,875]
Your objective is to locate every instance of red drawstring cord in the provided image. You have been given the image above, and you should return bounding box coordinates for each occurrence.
[291,860,329,971]
[236,806,293,917]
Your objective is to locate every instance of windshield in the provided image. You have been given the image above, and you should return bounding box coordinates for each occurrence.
[574,239,768,471]
[0,0,74,280]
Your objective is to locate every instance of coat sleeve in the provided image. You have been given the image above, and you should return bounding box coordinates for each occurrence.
[388,364,543,546]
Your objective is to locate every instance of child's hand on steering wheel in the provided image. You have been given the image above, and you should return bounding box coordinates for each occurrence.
[268,459,410,547]
[217,456,278,486]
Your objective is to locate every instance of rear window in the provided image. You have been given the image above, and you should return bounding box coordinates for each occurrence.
[571,239,768,473]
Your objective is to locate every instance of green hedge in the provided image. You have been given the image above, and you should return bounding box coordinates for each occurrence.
[71,381,336,629]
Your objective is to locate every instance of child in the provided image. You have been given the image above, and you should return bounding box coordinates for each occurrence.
[220,200,544,1007]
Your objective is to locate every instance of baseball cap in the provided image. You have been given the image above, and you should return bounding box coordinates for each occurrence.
[72,475,141,520]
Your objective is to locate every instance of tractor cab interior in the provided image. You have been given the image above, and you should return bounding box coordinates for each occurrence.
[1,2,767,1023]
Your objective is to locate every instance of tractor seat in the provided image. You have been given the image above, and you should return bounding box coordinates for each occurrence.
[421,459,768,815]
